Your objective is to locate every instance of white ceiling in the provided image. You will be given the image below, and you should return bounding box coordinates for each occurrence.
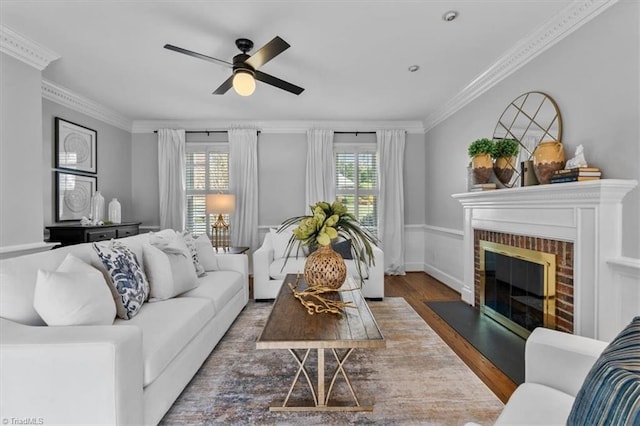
[1,1,576,126]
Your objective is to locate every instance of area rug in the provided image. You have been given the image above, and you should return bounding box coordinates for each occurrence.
[160,298,504,425]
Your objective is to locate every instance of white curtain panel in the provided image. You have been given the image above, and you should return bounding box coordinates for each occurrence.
[158,128,186,231]
[377,129,406,275]
[305,129,335,210]
[229,128,259,249]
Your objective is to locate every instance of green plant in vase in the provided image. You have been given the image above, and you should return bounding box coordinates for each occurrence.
[468,138,495,184]
[278,200,378,289]
[492,138,520,185]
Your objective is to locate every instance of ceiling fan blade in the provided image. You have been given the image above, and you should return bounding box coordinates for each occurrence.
[164,44,233,68]
[255,71,304,95]
[245,36,290,69]
[212,76,234,95]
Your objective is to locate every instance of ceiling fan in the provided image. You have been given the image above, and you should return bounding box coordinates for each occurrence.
[164,36,304,97]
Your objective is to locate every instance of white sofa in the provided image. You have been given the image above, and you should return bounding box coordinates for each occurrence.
[495,327,609,425]
[0,231,248,425]
[253,230,384,300]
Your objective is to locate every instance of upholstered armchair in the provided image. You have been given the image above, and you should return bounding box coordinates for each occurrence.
[253,228,384,300]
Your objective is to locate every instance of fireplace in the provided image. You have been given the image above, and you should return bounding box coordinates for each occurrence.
[475,230,573,334]
[480,241,556,338]
[453,179,637,340]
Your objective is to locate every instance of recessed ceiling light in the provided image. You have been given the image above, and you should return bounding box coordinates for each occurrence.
[408,65,420,72]
[443,11,458,22]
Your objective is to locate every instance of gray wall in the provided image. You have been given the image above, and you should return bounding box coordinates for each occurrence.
[0,53,45,247]
[131,132,159,227]
[42,99,134,226]
[131,131,426,231]
[404,133,426,225]
[425,0,640,257]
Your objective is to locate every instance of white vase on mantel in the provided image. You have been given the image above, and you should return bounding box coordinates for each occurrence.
[108,198,121,224]
[90,191,105,224]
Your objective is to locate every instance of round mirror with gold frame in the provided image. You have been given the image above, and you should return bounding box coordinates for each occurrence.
[492,91,562,187]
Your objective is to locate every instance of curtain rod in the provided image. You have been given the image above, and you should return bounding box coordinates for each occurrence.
[334,131,377,135]
[153,130,261,135]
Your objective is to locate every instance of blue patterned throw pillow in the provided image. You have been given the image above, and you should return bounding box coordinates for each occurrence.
[567,316,640,425]
[93,241,149,319]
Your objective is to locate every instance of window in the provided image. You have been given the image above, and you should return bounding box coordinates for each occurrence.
[335,146,378,235]
[185,144,229,236]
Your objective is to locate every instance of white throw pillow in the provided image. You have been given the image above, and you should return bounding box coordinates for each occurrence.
[147,233,199,300]
[142,244,175,301]
[195,235,219,271]
[33,254,116,326]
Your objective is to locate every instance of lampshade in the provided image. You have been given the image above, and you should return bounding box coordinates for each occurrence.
[206,194,236,215]
[232,70,255,96]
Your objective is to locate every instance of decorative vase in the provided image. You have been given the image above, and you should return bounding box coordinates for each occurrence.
[533,141,565,184]
[472,153,493,184]
[90,191,105,223]
[494,156,517,185]
[304,244,347,290]
[108,198,121,224]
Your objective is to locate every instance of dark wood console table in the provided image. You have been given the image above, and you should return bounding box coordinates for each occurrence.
[46,222,141,246]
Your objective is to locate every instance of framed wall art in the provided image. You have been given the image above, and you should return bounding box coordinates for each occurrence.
[55,117,97,174]
[55,171,97,222]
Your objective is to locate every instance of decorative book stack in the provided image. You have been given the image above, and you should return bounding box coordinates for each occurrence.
[550,167,601,184]
[470,183,497,192]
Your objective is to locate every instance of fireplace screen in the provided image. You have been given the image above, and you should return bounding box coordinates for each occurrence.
[480,241,556,338]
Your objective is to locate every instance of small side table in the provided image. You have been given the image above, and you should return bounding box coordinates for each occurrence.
[214,246,250,255]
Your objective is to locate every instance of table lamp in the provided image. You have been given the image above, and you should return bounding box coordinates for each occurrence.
[206,193,236,250]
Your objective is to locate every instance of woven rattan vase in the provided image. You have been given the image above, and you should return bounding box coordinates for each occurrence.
[304,244,347,290]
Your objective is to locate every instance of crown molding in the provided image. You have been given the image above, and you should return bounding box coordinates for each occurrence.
[42,79,133,131]
[131,119,425,134]
[423,0,619,133]
[0,25,60,70]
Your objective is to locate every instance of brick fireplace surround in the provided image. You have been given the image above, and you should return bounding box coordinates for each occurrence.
[474,230,574,333]
[453,179,637,341]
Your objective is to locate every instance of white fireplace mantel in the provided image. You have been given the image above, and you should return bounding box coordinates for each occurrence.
[452,179,638,340]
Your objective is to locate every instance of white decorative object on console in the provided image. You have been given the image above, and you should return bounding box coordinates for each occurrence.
[108,198,121,223]
[453,179,638,341]
[90,190,105,223]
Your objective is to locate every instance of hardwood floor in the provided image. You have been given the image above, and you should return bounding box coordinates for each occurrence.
[384,272,517,403]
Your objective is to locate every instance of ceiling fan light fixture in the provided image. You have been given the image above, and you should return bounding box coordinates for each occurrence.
[232,70,255,96]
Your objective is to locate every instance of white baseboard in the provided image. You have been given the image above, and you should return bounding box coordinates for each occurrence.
[405,262,426,272]
[424,263,464,293]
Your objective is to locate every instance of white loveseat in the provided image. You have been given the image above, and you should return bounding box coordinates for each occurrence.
[495,327,609,425]
[253,229,384,300]
[0,230,248,425]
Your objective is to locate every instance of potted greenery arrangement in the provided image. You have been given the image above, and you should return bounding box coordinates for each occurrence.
[468,138,495,184]
[492,138,520,185]
[278,200,377,290]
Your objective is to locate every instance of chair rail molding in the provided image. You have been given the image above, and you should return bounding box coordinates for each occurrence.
[0,242,58,259]
[606,257,640,335]
[423,0,619,132]
[42,79,133,132]
[0,24,60,70]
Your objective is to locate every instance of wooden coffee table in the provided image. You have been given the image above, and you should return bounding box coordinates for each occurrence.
[256,274,385,411]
